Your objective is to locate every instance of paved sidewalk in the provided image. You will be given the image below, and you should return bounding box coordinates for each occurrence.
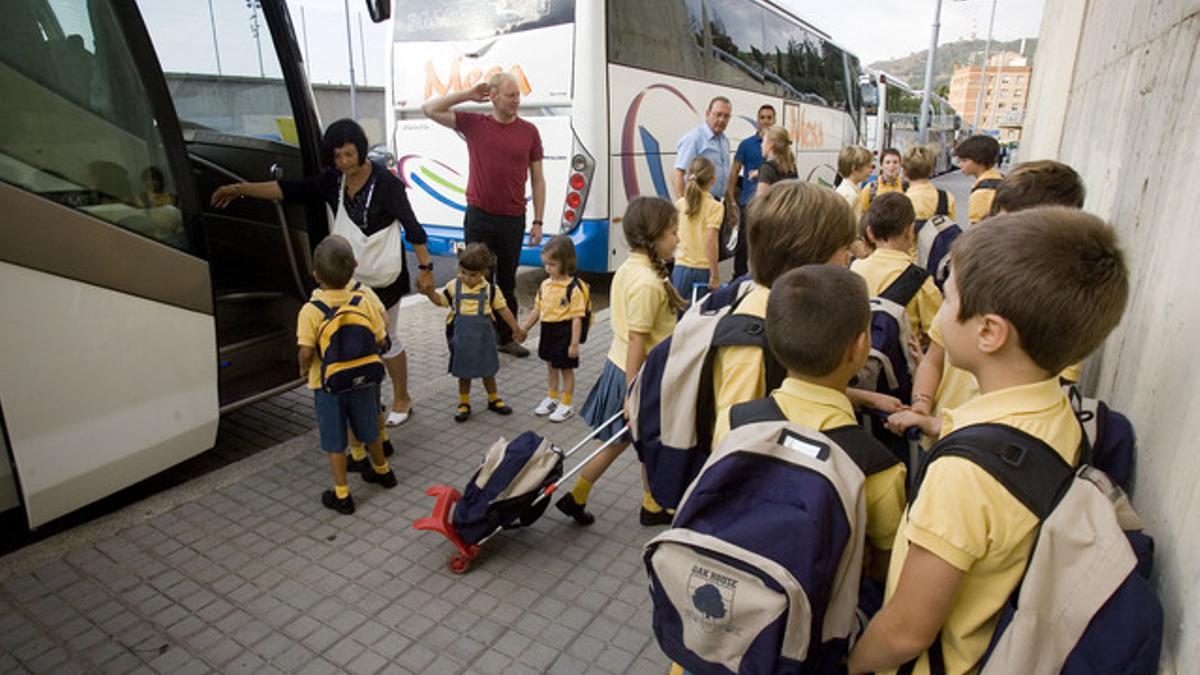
[0,301,671,674]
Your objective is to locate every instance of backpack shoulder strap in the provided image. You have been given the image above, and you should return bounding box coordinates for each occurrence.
[711,313,767,349]
[911,423,1075,518]
[972,178,1002,192]
[309,299,335,320]
[729,397,787,429]
[869,180,878,199]
[879,265,930,307]
[935,189,949,216]
[902,178,911,191]
[824,425,902,476]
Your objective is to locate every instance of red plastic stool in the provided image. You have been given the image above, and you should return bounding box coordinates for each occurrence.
[412,485,480,573]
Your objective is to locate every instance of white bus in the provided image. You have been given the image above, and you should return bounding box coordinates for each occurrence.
[0,0,388,531]
[386,0,864,272]
[860,70,962,175]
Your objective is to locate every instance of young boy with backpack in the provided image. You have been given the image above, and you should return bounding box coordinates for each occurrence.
[854,193,942,343]
[953,135,1003,224]
[297,235,398,515]
[848,208,1134,674]
[648,266,902,674]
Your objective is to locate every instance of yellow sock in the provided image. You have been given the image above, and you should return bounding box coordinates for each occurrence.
[372,461,390,474]
[349,444,367,461]
[334,484,350,499]
[570,476,593,505]
[561,392,573,406]
[488,391,500,403]
[643,490,663,513]
[548,389,558,400]
[459,392,470,405]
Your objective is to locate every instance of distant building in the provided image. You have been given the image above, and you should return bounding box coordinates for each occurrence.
[948,50,1033,143]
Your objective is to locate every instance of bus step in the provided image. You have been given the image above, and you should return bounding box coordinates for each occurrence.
[219,322,291,356]
[219,361,302,411]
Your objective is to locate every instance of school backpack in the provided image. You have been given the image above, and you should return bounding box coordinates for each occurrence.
[310,284,387,393]
[972,177,1003,192]
[452,431,564,545]
[914,188,960,291]
[854,265,930,463]
[629,281,785,511]
[565,276,594,344]
[905,424,1163,675]
[645,397,899,674]
[1063,381,1137,491]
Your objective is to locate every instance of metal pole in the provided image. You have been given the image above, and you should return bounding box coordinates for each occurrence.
[918,0,944,143]
[358,13,368,87]
[972,0,999,131]
[344,0,358,119]
[207,0,222,75]
[300,6,311,81]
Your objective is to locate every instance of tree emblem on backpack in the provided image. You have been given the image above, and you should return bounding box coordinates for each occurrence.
[693,584,726,620]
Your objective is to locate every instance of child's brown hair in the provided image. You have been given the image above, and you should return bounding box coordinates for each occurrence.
[458,242,496,273]
[764,126,796,176]
[684,157,716,218]
[989,160,1086,216]
[901,144,939,181]
[313,235,356,288]
[541,234,577,275]
[838,145,872,179]
[623,196,687,312]
[746,181,856,286]
[953,135,1000,168]
[951,207,1128,374]
[864,192,916,242]
[767,265,870,378]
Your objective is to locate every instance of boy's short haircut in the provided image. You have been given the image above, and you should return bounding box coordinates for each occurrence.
[901,144,938,180]
[541,234,578,275]
[458,242,497,273]
[313,235,356,288]
[864,192,916,242]
[990,160,1086,215]
[880,147,901,162]
[766,265,870,378]
[758,103,776,116]
[953,135,1000,167]
[746,181,856,286]
[838,145,873,178]
[951,207,1128,374]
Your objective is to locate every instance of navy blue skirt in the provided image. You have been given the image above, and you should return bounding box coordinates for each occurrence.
[580,359,629,442]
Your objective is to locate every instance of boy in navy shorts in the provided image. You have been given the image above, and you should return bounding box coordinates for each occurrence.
[298,236,397,515]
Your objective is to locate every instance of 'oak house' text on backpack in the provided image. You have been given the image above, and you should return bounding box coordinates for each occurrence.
[646,397,899,674]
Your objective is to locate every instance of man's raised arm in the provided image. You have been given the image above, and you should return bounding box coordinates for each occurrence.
[421,82,489,129]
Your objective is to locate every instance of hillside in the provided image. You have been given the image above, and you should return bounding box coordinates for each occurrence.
[867,37,1038,92]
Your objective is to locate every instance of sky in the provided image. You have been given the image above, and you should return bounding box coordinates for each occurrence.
[147,0,1045,87]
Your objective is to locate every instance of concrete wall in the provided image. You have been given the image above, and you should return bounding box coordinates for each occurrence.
[1023,1,1199,670]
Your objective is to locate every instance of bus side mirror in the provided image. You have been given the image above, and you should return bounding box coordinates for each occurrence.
[365,0,390,22]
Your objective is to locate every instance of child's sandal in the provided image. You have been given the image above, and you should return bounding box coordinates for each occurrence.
[454,403,471,423]
[487,399,513,415]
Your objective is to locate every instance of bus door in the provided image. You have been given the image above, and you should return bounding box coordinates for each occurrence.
[0,0,219,526]
[134,0,326,410]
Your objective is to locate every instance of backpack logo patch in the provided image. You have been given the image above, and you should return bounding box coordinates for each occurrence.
[687,565,737,632]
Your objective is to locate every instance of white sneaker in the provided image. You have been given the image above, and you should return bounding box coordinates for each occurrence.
[549,404,573,422]
[534,397,558,416]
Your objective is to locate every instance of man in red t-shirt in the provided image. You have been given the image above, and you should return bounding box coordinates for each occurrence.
[422,73,546,356]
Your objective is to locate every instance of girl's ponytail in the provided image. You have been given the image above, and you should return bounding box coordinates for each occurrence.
[623,196,689,313]
[683,157,716,218]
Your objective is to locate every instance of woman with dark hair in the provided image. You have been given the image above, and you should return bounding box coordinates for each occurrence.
[212,119,432,425]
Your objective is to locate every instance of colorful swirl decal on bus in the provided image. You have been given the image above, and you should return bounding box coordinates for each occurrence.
[620,84,697,200]
[398,155,467,212]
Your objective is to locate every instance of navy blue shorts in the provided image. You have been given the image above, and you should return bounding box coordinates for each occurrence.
[313,385,380,453]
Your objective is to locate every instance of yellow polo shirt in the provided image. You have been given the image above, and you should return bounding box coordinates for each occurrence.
[714,377,907,551]
[535,276,587,323]
[906,180,958,223]
[711,283,770,417]
[674,194,723,270]
[851,248,943,338]
[433,279,507,324]
[296,284,387,390]
[858,174,908,213]
[968,168,1004,224]
[607,252,677,371]
[882,377,1081,675]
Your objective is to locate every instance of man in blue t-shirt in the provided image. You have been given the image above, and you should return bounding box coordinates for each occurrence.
[727,104,775,277]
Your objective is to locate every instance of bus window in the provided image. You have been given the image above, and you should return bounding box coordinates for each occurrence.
[135,0,295,144]
[394,0,575,42]
[609,0,706,82]
[0,0,188,249]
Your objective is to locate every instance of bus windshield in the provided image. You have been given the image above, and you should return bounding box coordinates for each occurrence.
[393,0,575,42]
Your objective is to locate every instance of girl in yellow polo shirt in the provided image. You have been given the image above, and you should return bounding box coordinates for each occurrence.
[557,196,686,526]
[519,235,589,423]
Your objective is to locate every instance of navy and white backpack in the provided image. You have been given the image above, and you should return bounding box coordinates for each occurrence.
[1063,381,1136,490]
[645,397,899,674]
[452,432,563,545]
[904,424,1162,674]
[854,265,929,463]
[914,188,960,291]
[629,278,784,511]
